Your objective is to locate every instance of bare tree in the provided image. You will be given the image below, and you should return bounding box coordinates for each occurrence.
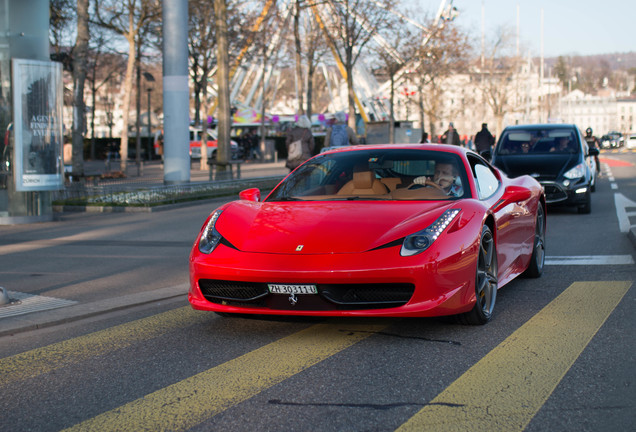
[188,0,217,170]
[85,29,127,161]
[214,0,232,179]
[94,0,160,172]
[290,0,329,120]
[314,0,393,128]
[50,0,75,55]
[481,26,523,134]
[372,11,416,143]
[71,0,90,177]
[412,22,470,139]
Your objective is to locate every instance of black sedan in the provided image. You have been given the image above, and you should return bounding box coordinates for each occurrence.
[491,124,598,214]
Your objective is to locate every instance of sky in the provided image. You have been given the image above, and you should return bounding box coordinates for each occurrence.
[446,0,636,57]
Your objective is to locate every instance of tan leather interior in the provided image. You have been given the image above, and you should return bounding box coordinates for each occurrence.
[380,178,402,191]
[337,171,389,195]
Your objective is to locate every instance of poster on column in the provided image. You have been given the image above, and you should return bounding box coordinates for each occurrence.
[11,59,64,191]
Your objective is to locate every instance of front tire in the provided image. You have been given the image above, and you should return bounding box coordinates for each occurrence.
[577,189,591,214]
[458,225,498,325]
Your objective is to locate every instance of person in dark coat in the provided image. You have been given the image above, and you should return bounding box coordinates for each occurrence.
[441,122,460,146]
[285,115,315,171]
[474,123,495,157]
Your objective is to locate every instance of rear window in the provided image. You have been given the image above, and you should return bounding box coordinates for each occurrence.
[496,128,579,155]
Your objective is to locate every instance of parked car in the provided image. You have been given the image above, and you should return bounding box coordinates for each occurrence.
[491,124,598,214]
[600,132,623,149]
[189,144,546,325]
[626,134,636,150]
[189,127,239,160]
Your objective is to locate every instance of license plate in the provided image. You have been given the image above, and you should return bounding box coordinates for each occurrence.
[268,284,317,295]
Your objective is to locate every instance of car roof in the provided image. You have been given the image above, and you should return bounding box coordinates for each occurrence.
[320,143,474,158]
[501,123,578,131]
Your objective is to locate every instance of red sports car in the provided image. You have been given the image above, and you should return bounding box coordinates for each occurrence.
[189,144,546,324]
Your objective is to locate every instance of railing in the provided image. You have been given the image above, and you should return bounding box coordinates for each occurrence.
[52,176,283,208]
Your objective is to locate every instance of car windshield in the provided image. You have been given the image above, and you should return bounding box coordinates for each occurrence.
[266,149,469,202]
[496,129,579,155]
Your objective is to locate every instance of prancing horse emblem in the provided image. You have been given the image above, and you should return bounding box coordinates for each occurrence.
[289,293,298,305]
[296,245,304,251]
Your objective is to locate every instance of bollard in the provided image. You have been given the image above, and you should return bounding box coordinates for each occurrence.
[0,286,10,306]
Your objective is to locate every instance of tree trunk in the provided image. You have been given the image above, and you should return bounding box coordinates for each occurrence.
[200,79,208,171]
[293,0,304,115]
[71,0,89,177]
[345,55,356,130]
[306,61,315,120]
[389,73,395,144]
[135,36,142,173]
[120,27,136,173]
[215,0,231,179]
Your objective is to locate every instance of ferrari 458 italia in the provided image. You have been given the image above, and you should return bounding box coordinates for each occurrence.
[189,144,546,324]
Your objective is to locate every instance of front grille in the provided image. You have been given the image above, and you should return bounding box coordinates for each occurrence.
[198,279,415,310]
[541,182,568,203]
[199,279,268,305]
[321,283,414,306]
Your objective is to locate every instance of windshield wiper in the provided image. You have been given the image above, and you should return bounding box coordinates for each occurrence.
[271,196,303,201]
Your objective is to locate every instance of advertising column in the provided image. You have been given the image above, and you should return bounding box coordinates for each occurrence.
[11,59,64,191]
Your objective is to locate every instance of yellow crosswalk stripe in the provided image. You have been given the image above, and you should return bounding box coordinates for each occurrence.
[396,281,632,432]
[0,307,210,386]
[63,320,387,432]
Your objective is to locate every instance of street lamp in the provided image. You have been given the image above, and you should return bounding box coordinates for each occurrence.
[143,72,155,161]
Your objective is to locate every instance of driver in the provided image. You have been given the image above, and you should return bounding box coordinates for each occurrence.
[411,160,463,197]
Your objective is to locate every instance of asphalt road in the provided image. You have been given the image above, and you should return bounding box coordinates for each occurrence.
[0,151,634,431]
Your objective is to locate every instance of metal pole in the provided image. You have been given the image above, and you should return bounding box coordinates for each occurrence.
[162,0,190,184]
[147,88,152,160]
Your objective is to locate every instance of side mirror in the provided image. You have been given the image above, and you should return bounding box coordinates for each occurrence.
[494,185,532,211]
[239,188,261,202]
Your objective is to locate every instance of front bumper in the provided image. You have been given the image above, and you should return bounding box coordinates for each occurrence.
[540,180,590,205]
[188,241,479,318]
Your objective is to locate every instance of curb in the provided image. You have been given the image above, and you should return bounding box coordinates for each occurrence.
[0,285,187,338]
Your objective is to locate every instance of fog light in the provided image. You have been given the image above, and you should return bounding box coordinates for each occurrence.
[563,179,570,187]
[575,187,587,194]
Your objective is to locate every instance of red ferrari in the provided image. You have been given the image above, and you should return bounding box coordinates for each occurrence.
[189,144,546,324]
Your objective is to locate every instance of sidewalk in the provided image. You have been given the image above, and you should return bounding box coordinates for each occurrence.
[1,158,290,337]
[83,157,288,186]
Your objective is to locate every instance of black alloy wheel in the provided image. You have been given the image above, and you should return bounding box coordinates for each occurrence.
[459,225,498,325]
[523,204,546,278]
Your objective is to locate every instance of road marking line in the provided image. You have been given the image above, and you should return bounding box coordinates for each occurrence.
[0,306,210,386]
[615,193,636,233]
[0,291,77,319]
[396,281,632,432]
[63,321,387,432]
[545,255,634,265]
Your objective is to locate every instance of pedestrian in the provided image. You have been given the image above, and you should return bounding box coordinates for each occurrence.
[420,131,430,143]
[324,111,358,147]
[584,127,601,173]
[285,115,315,171]
[474,123,495,158]
[242,128,261,161]
[440,122,461,146]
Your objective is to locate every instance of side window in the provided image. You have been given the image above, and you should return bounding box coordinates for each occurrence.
[470,157,500,200]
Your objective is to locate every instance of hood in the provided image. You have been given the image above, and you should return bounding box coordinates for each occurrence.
[214,200,454,254]
[493,153,579,180]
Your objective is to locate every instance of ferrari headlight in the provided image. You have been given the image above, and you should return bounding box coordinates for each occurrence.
[198,210,223,254]
[564,163,585,180]
[401,209,460,257]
